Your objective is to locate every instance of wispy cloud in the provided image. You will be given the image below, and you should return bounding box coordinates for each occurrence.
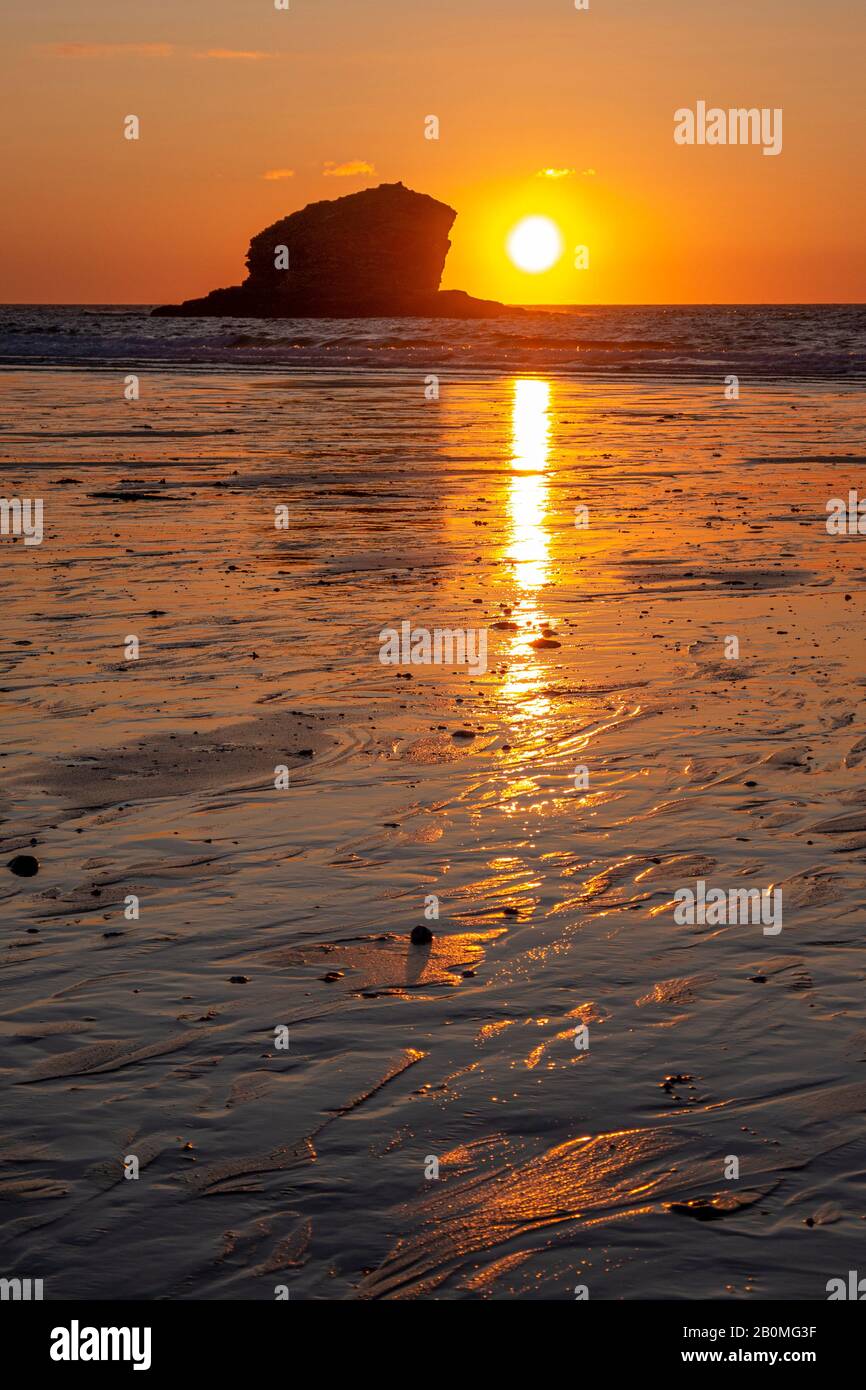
[323,160,375,178]
[262,168,295,181]
[47,42,175,59]
[195,49,277,61]
[535,166,597,180]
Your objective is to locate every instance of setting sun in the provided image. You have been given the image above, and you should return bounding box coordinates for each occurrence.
[506,215,564,274]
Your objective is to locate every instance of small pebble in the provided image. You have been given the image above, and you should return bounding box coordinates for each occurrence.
[8,854,39,878]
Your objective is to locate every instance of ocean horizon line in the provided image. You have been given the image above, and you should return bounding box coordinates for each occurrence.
[2,299,866,310]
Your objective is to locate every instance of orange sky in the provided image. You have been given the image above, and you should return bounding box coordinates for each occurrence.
[1,0,864,304]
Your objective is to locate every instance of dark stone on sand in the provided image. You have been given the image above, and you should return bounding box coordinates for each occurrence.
[8,854,39,877]
[153,183,521,320]
[322,970,345,982]
[660,1072,693,1093]
[410,924,434,945]
[667,1199,727,1222]
[228,975,250,984]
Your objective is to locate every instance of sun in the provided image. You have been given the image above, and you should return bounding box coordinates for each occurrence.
[506,216,564,273]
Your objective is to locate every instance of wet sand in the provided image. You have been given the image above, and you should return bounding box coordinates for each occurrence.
[2,367,866,1299]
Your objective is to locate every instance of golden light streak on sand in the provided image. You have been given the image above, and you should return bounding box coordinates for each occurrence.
[499,378,554,721]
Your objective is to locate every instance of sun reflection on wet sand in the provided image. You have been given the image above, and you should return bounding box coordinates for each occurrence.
[508,378,551,590]
[500,379,554,720]
[358,1125,685,1299]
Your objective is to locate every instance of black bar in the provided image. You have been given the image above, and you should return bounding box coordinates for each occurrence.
[3,1299,860,1376]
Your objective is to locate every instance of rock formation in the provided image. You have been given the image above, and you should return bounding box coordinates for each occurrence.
[153,182,518,318]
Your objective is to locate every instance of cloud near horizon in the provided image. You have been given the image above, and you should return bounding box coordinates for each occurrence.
[195,49,277,61]
[262,169,295,181]
[323,160,376,177]
[535,166,596,179]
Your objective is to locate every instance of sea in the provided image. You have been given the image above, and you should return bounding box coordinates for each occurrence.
[1,302,865,377]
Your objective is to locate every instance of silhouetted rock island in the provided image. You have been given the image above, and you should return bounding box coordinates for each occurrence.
[152,182,520,319]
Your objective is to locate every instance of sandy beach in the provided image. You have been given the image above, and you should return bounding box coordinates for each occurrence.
[2,358,866,1298]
